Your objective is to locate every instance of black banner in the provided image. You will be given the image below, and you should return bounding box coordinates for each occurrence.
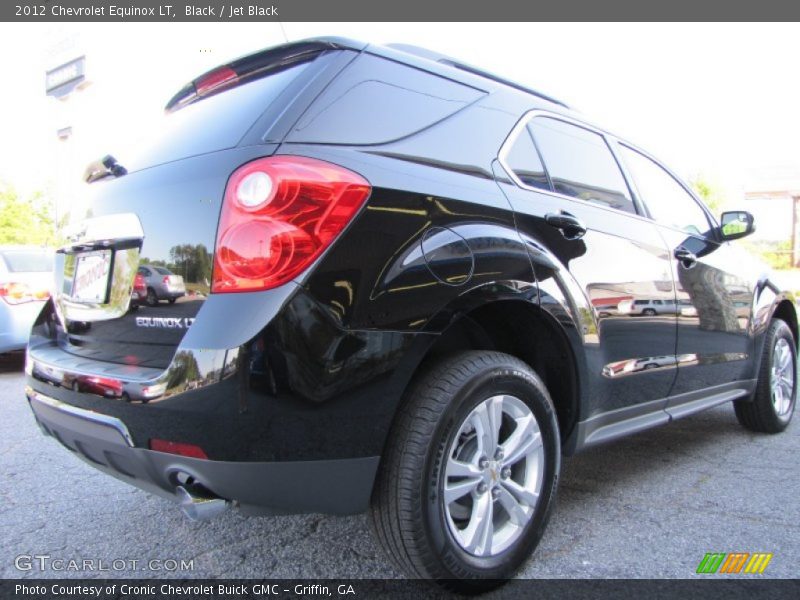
[4,0,800,22]
[1,579,799,600]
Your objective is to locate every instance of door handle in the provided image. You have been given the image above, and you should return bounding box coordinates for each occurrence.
[545,211,586,240]
[674,246,697,268]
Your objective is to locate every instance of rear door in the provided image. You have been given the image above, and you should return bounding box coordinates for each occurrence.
[497,112,678,422]
[615,143,755,400]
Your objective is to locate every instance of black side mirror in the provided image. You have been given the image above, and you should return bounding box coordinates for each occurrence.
[719,211,755,241]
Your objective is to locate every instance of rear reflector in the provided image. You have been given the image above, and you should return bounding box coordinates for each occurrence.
[149,438,208,460]
[211,156,371,293]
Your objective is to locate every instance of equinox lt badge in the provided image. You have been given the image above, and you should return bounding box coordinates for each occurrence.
[135,316,195,329]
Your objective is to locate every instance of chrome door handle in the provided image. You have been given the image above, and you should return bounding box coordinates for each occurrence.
[674,246,697,268]
[545,211,586,240]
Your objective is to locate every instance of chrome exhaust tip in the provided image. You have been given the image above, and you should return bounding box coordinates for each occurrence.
[176,485,230,521]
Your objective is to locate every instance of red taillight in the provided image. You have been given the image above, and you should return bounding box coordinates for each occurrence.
[85,376,123,392]
[134,273,145,287]
[0,282,49,305]
[162,275,170,285]
[149,438,208,460]
[212,156,371,293]
[195,66,237,96]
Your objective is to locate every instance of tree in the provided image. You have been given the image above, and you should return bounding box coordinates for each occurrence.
[0,184,57,246]
[690,175,726,214]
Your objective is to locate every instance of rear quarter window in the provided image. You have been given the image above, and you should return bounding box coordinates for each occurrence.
[287,54,485,145]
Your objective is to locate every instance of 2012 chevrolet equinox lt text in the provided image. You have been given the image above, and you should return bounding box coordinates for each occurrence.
[24,38,797,592]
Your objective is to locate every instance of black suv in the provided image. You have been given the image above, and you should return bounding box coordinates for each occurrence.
[25,38,797,591]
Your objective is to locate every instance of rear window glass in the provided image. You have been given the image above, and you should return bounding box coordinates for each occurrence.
[529,117,635,214]
[154,267,172,275]
[1,250,53,272]
[125,60,313,172]
[504,125,549,191]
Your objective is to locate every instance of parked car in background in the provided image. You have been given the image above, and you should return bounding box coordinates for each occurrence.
[130,272,148,309]
[619,298,679,316]
[23,39,797,592]
[0,246,52,353]
[137,265,185,306]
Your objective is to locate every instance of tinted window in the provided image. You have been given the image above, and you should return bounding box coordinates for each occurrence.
[126,60,313,173]
[154,267,172,275]
[1,250,52,273]
[504,126,549,190]
[619,146,711,237]
[529,117,635,214]
[138,267,150,276]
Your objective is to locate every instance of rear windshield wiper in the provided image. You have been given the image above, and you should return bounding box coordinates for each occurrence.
[83,155,127,183]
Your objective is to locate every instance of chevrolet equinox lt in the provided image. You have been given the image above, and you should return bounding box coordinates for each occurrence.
[25,39,797,591]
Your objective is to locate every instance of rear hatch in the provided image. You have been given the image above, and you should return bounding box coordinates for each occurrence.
[54,42,343,370]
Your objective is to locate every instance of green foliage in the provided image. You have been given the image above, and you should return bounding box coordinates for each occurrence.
[742,239,793,270]
[690,176,726,213]
[0,184,57,246]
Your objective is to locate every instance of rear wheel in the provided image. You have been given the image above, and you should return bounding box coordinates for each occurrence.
[642,308,656,316]
[146,288,158,307]
[735,318,796,433]
[369,351,560,593]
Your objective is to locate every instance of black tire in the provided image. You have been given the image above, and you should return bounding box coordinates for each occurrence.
[642,308,656,316]
[146,288,158,307]
[168,298,177,304]
[735,318,797,433]
[369,351,560,593]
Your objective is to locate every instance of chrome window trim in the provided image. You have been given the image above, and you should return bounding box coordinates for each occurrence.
[25,386,134,447]
[497,109,720,237]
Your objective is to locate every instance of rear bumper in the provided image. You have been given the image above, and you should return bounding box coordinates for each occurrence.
[26,386,379,515]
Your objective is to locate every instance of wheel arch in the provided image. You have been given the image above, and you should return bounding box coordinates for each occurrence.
[392,288,586,453]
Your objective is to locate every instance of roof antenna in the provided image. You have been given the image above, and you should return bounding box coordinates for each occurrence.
[277,20,289,43]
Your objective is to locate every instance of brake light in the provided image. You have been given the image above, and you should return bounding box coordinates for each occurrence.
[0,282,49,305]
[149,438,208,460]
[212,156,371,293]
[163,275,170,285]
[195,66,237,96]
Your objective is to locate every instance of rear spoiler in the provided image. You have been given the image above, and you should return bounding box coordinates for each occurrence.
[164,39,350,113]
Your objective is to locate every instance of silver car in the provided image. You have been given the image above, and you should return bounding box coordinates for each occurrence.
[0,246,53,352]
[136,265,186,306]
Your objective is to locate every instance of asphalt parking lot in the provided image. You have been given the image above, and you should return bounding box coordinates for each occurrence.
[1,352,797,582]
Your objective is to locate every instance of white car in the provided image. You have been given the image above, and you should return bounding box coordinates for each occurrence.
[0,246,53,352]
[618,298,678,316]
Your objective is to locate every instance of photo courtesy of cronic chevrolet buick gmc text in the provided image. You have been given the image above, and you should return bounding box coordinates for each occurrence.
[24,39,797,592]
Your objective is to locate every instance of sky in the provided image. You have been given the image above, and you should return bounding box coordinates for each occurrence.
[0,22,797,240]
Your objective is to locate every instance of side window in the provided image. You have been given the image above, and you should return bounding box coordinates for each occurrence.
[503,126,549,191]
[529,117,635,214]
[619,145,711,237]
[138,267,149,276]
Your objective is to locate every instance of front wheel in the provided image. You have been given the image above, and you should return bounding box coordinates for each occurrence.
[370,351,560,593]
[734,318,796,433]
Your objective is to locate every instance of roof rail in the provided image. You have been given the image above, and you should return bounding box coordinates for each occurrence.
[386,43,569,109]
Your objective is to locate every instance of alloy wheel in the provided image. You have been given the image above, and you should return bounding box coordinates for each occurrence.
[442,394,544,557]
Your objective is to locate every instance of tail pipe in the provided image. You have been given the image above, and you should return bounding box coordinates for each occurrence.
[175,485,230,521]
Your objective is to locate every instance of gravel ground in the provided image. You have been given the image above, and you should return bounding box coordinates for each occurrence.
[1,352,797,582]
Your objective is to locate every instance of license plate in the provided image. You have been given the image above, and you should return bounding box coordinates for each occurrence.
[71,250,112,303]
